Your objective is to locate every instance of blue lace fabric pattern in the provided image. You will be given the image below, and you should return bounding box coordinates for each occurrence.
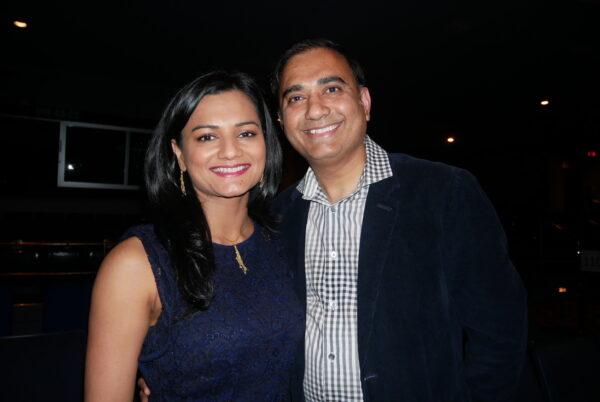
[122,224,304,401]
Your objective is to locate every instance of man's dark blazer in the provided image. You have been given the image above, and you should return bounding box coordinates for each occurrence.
[273,152,528,402]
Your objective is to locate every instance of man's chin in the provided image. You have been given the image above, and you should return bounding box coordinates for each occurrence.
[303,147,343,166]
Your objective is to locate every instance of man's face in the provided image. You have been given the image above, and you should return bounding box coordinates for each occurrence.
[278,48,371,168]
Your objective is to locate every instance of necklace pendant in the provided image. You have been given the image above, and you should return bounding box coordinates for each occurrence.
[233,244,249,274]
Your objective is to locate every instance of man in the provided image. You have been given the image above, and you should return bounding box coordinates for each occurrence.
[271,39,527,402]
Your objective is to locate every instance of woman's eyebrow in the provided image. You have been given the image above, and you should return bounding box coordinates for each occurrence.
[235,121,260,127]
[191,124,219,131]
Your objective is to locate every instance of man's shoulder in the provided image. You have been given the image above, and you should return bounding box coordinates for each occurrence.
[276,181,302,200]
[272,181,303,215]
[385,152,468,187]
[383,152,490,215]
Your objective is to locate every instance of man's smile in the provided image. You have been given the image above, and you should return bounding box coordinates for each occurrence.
[302,122,342,136]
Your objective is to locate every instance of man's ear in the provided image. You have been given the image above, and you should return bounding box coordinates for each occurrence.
[170,139,186,172]
[359,87,372,122]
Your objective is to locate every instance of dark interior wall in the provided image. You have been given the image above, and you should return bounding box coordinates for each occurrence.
[0,0,598,247]
[0,1,598,350]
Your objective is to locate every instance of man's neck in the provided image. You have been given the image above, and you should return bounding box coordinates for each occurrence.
[311,144,367,204]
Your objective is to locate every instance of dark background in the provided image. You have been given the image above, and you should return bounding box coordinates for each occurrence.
[1,0,599,337]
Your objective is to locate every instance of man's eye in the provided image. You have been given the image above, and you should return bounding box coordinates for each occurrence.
[288,95,303,104]
[325,86,341,94]
[197,134,215,142]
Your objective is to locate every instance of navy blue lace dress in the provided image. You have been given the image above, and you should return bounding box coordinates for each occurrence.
[122,224,304,401]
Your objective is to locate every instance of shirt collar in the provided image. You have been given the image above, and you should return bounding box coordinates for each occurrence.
[296,135,393,202]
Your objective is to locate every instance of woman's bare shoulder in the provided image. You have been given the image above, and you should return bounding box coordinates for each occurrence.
[94,236,156,300]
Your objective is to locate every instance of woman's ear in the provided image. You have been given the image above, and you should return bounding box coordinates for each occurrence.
[171,139,186,171]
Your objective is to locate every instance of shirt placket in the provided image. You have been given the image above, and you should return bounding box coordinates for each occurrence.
[324,200,339,400]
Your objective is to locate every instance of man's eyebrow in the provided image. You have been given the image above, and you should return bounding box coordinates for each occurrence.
[281,76,348,100]
[281,84,303,99]
[317,76,347,86]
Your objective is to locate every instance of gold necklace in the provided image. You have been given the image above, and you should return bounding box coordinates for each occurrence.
[216,220,250,275]
[232,244,249,275]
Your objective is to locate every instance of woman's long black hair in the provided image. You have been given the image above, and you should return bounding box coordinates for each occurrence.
[144,71,282,314]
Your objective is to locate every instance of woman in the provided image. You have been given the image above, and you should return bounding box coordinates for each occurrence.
[85,71,304,401]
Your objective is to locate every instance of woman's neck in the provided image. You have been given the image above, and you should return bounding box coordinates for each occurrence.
[199,194,253,245]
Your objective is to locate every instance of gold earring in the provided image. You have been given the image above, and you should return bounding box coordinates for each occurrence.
[259,173,265,189]
[179,170,186,195]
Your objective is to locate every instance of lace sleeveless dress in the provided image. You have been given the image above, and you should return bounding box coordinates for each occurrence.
[122,224,304,401]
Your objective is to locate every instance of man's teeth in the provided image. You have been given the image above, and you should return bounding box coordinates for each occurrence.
[308,124,338,135]
[212,165,248,173]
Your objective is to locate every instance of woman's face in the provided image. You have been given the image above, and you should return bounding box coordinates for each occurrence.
[171,90,266,204]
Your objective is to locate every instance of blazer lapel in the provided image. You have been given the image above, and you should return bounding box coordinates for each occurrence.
[281,190,310,308]
[279,190,310,400]
[357,177,400,369]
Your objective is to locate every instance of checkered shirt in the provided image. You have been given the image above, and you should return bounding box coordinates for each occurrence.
[297,136,393,401]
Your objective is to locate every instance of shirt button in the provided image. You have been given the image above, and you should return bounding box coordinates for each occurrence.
[330,206,336,213]
[328,353,335,361]
[330,251,337,260]
[327,300,337,311]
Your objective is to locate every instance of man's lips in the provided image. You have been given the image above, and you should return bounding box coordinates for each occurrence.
[209,163,250,177]
[302,122,342,136]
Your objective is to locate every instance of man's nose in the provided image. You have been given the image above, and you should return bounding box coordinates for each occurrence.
[305,96,330,120]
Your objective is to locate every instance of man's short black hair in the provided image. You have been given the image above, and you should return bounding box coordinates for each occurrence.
[270,38,366,99]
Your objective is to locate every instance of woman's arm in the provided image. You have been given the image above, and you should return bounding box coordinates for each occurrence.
[85,237,160,402]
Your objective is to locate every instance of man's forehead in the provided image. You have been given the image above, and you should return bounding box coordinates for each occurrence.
[280,48,354,91]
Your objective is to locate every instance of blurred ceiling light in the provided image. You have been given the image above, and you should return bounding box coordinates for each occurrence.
[540,99,550,106]
[557,287,568,294]
[13,20,28,29]
[586,150,598,158]
[67,164,75,171]
[446,137,455,144]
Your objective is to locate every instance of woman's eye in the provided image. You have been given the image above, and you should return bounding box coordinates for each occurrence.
[239,131,256,138]
[197,134,215,142]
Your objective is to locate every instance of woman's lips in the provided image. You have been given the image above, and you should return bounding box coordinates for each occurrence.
[209,163,251,177]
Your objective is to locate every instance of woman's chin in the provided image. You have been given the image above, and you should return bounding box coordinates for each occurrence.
[197,186,254,202]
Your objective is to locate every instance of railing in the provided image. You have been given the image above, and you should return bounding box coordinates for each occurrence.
[0,240,115,274]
